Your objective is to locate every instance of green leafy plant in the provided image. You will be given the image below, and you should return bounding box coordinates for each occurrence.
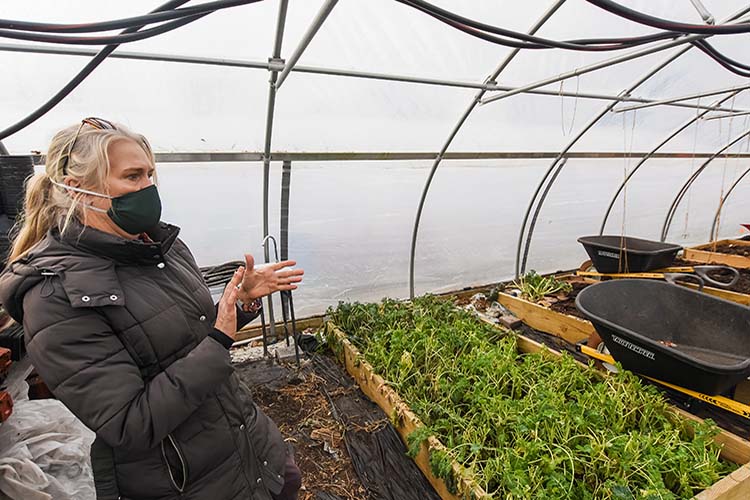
[328,296,736,499]
[512,270,572,303]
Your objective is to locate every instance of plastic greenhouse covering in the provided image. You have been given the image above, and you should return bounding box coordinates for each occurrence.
[2,0,750,317]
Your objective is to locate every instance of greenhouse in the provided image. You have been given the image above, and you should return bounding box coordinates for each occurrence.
[2,1,750,499]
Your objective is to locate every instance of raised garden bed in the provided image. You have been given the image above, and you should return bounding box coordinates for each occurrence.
[326,297,750,499]
[491,278,750,437]
[685,240,750,269]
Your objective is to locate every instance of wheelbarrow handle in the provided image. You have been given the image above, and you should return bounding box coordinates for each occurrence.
[692,265,740,289]
[663,272,704,292]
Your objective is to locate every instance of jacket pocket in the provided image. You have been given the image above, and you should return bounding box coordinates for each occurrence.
[161,434,188,493]
[247,404,287,495]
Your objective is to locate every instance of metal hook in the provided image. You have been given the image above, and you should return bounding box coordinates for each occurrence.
[261,234,280,263]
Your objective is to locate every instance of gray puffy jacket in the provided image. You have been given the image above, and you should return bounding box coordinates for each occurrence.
[0,221,288,500]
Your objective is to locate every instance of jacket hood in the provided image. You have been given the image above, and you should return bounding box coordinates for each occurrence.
[0,221,180,322]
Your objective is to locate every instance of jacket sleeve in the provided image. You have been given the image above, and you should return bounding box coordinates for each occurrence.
[22,285,234,453]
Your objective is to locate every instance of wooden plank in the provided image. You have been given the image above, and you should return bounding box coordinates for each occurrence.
[326,324,489,500]
[685,240,750,269]
[497,292,594,343]
[696,464,750,500]
[674,408,750,465]
[682,283,750,306]
[692,240,750,250]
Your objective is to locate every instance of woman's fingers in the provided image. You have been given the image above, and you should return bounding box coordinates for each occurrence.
[221,266,245,304]
[271,260,296,271]
[277,269,304,279]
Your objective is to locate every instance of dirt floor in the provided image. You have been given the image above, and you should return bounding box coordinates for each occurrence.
[234,350,441,500]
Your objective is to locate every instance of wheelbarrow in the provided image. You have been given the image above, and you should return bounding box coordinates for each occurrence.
[575,279,750,396]
[578,235,682,273]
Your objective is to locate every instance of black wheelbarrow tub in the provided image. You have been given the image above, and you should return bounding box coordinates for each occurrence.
[578,235,682,273]
[575,279,750,395]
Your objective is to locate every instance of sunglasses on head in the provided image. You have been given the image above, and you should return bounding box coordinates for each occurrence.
[60,117,116,176]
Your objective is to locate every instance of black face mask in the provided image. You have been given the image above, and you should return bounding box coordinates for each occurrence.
[54,182,162,235]
[106,184,162,235]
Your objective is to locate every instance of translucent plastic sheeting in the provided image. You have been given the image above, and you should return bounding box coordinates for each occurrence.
[141,158,749,317]
[0,56,271,153]
[532,157,750,270]
[3,1,750,152]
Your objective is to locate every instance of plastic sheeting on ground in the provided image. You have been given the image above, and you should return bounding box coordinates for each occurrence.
[0,361,95,500]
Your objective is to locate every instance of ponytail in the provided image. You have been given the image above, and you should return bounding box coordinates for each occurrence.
[7,173,55,262]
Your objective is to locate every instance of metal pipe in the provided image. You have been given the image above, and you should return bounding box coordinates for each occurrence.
[261,234,291,346]
[515,5,750,276]
[703,110,750,121]
[661,128,750,241]
[409,0,568,298]
[611,83,750,114]
[275,0,338,90]
[0,43,744,113]
[259,0,289,348]
[28,150,750,165]
[709,165,750,241]
[689,0,715,24]
[599,90,744,235]
[482,6,750,107]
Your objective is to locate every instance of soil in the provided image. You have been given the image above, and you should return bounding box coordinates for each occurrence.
[674,258,750,295]
[234,352,441,500]
[708,242,750,257]
[547,281,591,320]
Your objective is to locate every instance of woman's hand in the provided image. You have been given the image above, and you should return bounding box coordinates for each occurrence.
[215,266,245,340]
[237,254,304,302]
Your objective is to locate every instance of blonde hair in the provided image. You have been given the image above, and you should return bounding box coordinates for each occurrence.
[7,120,156,263]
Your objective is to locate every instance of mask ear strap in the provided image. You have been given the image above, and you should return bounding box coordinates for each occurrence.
[50,180,112,199]
[50,179,111,213]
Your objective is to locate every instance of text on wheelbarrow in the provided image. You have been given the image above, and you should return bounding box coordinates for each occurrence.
[611,335,656,361]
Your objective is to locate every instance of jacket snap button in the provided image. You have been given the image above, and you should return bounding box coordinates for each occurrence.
[81,295,90,302]
[199,315,206,322]
[256,478,262,484]
[263,460,268,467]
[239,424,245,431]
[110,295,118,301]
[156,262,166,269]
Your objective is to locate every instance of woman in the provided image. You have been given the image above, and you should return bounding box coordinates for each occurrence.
[0,118,304,500]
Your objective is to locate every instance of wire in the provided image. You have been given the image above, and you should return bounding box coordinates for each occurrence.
[692,40,750,77]
[586,0,750,35]
[400,0,750,77]
[0,14,207,45]
[0,0,261,34]
[396,0,680,52]
[0,0,192,141]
